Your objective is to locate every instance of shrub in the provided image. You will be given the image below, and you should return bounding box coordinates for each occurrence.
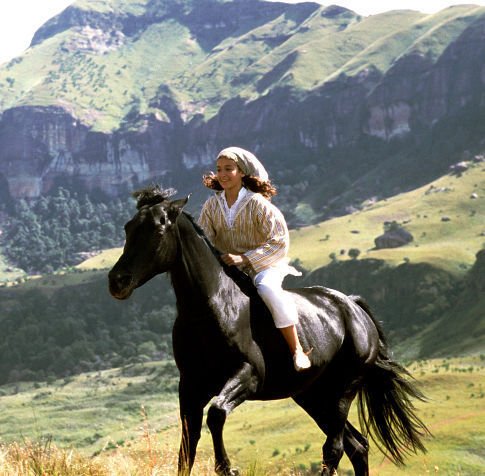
[348,248,361,260]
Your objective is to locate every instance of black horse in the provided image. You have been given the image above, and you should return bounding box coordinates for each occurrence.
[108,187,429,476]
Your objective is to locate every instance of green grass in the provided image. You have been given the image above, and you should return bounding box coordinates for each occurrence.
[77,249,123,271]
[0,361,179,455]
[290,162,485,274]
[301,10,424,86]
[0,268,108,295]
[0,357,483,474]
[0,254,25,283]
[405,5,485,60]
[0,15,205,131]
[336,5,484,79]
[76,0,150,15]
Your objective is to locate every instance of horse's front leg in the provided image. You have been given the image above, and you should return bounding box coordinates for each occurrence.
[178,379,210,476]
[207,362,261,476]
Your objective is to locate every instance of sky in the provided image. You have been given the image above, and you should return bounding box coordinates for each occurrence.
[1,1,485,65]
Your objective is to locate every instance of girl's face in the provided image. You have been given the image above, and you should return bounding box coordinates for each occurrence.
[216,157,244,192]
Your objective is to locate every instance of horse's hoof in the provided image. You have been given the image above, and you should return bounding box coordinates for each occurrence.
[223,469,239,476]
[215,465,239,476]
[321,465,338,476]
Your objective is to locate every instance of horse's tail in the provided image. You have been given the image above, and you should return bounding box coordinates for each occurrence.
[353,297,430,466]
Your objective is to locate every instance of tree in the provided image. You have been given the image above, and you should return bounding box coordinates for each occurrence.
[4,192,132,272]
[348,248,361,260]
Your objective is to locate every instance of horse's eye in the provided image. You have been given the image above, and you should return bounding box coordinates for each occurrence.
[156,214,167,233]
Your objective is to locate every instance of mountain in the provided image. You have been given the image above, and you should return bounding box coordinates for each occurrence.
[1,0,485,224]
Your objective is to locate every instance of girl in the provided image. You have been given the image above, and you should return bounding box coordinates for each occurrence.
[198,146,311,371]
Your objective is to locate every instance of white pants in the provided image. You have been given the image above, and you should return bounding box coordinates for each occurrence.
[252,266,299,328]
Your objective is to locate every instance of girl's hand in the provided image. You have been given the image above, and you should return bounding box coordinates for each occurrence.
[221,253,249,267]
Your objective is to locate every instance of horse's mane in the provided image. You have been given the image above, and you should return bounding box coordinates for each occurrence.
[132,185,177,209]
[184,212,220,256]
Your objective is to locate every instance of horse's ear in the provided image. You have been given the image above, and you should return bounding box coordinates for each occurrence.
[167,194,191,222]
[171,194,190,210]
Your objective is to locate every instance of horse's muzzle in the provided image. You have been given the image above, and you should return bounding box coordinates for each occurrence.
[108,271,135,300]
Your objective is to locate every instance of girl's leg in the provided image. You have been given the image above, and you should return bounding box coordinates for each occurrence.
[279,324,302,354]
[253,268,311,370]
[279,325,311,371]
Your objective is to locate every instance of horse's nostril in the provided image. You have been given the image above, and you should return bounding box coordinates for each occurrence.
[108,271,134,299]
[117,274,132,288]
[113,274,132,289]
[109,272,132,289]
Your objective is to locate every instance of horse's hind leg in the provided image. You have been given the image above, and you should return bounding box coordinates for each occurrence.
[293,389,360,476]
[343,421,369,476]
[206,362,260,476]
[321,403,350,476]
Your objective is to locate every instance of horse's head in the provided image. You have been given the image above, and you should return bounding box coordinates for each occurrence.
[108,187,189,300]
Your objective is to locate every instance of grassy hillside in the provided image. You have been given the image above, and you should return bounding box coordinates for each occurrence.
[76,249,123,271]
[0,357,483,474]
[78,160,485,276]
[397,293,485,360]
[396,250,485,360]
[0,254,24,283]
[335,5,485,79]
[290,160,485,275]
[0,361,179,455]
[1,2,485,131]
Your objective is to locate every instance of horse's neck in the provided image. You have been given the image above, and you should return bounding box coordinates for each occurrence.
[171,214,239,310]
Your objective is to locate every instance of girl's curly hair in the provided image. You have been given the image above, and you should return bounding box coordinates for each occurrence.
[202,172,277,199]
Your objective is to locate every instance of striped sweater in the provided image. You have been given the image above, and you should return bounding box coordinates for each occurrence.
[198,190,289,274]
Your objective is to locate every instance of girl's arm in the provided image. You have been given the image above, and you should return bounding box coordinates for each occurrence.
[244,202,289,274]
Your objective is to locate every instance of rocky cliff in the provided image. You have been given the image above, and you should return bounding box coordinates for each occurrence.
[0,105,182,197]
[1,0,485,219]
